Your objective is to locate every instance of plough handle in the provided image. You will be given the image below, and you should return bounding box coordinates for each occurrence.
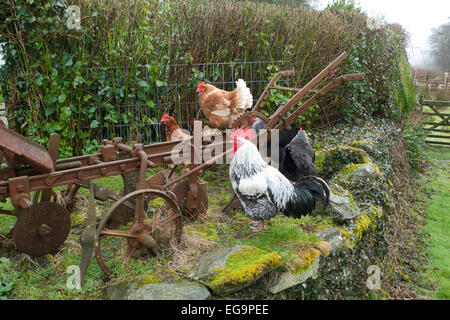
[252,70,297,112]
[265,51,348,129]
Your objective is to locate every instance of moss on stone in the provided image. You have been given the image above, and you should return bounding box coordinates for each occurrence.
[350,139,375,153]
[334,160,383,187]
[354,214,371,240]
[315,241,331,257]
[333,159,389,209]
[338,163,367,176]
[208,247,282,292]
[354,205,383,239]
[140,273,159,284]
[315,150,326,170]
[289,247,320,274]
[130,273,161,290]
[339,205,383,248]
[318,146,369,179]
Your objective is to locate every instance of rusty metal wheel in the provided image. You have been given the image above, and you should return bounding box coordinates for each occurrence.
[95,189,182,276]
[231,111,269,129]
[107,169,180,228]
[13,201,71,256]
[171,180,208,220]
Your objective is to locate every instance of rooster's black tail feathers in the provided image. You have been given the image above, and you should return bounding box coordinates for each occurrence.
[296,175,330,207]
[282,176,330,219]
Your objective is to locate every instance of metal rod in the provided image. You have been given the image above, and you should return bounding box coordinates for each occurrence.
[163,148,233,188]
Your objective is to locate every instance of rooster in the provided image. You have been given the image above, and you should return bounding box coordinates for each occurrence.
[160,113,192,141]
[229,127,330,232]
[197,79,253,128]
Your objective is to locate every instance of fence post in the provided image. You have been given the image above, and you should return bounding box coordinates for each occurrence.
[445,72,448,92]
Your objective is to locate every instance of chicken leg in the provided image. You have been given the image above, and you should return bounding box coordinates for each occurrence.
[248,221,267,232]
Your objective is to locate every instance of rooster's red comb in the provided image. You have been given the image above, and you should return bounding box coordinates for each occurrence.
[230,126,255,141]
[161,112,169,120]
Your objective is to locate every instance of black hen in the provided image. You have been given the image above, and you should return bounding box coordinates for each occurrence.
[252,119,300,168]
[279,129,316,182]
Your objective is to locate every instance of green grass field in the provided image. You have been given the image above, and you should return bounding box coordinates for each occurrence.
[420,146,450,299]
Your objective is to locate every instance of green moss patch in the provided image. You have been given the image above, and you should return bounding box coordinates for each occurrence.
[190,222,219,241]
[237,216,321,262]
[208,246,282,294]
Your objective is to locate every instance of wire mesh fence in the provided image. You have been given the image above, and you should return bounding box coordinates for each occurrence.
[86,60,291,144]
[0,103,7,127]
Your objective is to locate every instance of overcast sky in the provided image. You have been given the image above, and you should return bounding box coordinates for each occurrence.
[316,0,450,69]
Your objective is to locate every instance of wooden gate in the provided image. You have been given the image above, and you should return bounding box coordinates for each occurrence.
[421,98,450,146]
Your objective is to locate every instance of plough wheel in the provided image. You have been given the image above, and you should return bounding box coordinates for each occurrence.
[13,201,71,256]
[107,169,180,228]
[231,111,269,129]
[96,189,182,276]
[171,180,208,220]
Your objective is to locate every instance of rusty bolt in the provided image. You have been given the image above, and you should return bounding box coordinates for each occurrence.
[18,197,32,209]
[38,224,52,237]
[45,177,56,186]
[77,171,85,180]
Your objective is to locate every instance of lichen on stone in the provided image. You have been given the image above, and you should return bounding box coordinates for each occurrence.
[316,183,361,222]
[333,159,389,209]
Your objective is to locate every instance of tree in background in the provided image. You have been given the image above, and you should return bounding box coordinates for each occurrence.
[429,20,450,72]
[325,0,362,13]
[244,0,316,8]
